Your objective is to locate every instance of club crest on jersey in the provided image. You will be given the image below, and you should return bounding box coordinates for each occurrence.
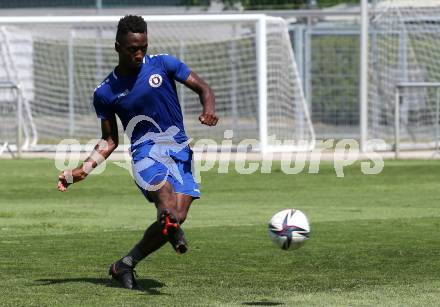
[149,74,163,88]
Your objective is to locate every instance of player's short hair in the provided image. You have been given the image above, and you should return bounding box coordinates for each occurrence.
[116,15,147,43]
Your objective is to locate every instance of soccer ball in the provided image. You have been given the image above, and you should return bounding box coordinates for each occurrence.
[268,209,310,250]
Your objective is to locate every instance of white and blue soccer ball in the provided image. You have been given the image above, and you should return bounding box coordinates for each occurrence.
[268,209,310,250]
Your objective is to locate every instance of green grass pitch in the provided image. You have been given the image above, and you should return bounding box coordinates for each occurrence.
[0,159,440,306]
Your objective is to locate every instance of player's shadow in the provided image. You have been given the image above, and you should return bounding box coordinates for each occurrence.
[242,302,284,306]
[36,277,166,295]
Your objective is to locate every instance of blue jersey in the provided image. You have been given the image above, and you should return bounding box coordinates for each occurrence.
[93,54,191,151]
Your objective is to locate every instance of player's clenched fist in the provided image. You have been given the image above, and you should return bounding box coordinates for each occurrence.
[199,111,218,126]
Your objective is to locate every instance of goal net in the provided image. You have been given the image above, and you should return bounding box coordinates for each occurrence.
[0,15,314,152]
[369,0,440,149]
[0,82,18,156]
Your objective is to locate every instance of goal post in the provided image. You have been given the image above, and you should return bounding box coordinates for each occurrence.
[0,14,315,153]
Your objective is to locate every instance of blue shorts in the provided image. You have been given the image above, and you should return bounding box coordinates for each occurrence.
[131,145,200,202]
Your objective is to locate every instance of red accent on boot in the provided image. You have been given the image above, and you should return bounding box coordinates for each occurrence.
[162,215,178,236]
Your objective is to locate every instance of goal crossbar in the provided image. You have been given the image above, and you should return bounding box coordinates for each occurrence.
[397,82,440,89]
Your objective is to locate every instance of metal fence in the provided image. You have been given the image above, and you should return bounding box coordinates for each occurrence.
[289,12,361,140]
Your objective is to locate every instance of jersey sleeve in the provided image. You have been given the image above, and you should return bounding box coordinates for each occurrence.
[161,54,191,83]
[93,91,114,120]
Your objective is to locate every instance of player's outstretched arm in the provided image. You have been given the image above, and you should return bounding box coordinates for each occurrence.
[57,117,119,192]
[184,71,218,126]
